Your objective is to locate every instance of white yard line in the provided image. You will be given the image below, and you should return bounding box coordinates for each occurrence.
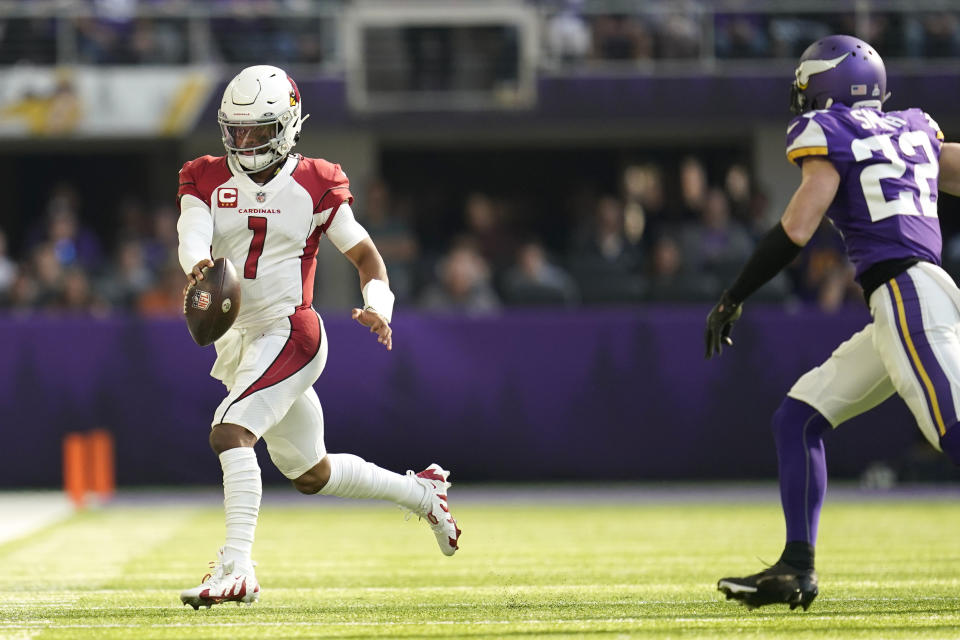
[0,492,73,545]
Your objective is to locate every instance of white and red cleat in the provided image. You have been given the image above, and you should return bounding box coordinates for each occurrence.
[180,549,260,609]
[408,463,461,556]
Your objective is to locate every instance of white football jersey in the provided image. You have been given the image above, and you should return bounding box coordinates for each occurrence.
[178,154,353,328]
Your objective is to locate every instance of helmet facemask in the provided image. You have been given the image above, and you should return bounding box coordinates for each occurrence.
[789,81,807,115]
[219,118,282,172]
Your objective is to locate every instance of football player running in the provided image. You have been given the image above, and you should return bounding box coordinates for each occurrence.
[176,66,460,609]
[706,35,960,610]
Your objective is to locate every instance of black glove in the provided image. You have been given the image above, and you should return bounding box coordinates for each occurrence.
[705,291,743,359]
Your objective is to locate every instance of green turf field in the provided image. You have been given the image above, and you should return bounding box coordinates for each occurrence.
[2,492,960,639]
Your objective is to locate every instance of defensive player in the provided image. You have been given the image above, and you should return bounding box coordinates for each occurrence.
[705,35,960,610]
[176,65,460,609]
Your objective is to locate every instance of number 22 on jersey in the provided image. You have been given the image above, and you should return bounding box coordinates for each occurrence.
[851,130,938,222]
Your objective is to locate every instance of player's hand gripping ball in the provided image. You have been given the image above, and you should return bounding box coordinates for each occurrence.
[705,291,742,359]
[183,257,241,346]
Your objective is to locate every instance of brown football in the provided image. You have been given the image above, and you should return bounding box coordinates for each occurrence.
[183,257,241,346]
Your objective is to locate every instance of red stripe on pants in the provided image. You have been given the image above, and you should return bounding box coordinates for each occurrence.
[235,309,321,402]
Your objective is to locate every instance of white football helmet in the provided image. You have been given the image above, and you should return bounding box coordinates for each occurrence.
[218,65,308,173]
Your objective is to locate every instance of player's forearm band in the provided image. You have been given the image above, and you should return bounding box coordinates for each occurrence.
[362,279,395,324]
[727,222,803,304]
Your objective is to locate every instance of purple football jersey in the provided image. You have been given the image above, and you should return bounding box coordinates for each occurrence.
[785,103,945,279]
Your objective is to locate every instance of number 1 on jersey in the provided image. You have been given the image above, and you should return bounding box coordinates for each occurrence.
[245,216,267,279]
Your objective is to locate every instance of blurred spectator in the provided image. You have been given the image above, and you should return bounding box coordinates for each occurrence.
[817,263,862,313]
[680,187,753,285]
[715,14,769,58]
[463,192,517,272]
[360,179,420,303]
[546,0,591,66]
[0,228,15,295]
[3,268,40,312]
[644,233,716,302]
[128,17,188,65]
[678,156,708,221]
[210,0,294,65]
[769,15,832,58]
[280,13,334,66]
[138,260,187,316]
[77,0,190,66]
[57,267,107,314]
[31,243,65,309]
[5,2,960,70]
[74,15,126,64]
[858,13,898,57]
[571,196,641,266]
[74,0,140,64]
[502,239,579,307]
[26,186,103,272]
[49,201,103,272]
[142,203,181,271]
[724,164,752,225]
[745,187,774,239]
[906,13,960,58]
[623,163,672,246]
[569,196,643,303]
[98,239,154,309]
[623,198,646,247]
[655,9,701,59]
[419,240,501,314]
[723,163,778,245]
[788,219,852,306]
[117,195,151,243]
[592,14,653,61]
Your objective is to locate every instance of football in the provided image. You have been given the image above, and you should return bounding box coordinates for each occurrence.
[183,257,241,346]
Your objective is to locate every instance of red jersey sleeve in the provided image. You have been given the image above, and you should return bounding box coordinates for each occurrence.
[293,156,355,215]
[177,155,231,208]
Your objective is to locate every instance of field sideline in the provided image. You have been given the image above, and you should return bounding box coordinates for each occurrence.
[2,485,960,639]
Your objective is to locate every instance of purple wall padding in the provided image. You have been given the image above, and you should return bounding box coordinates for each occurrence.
[0,307,921,487]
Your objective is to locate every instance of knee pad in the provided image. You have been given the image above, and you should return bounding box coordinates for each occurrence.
[940,424,960,465]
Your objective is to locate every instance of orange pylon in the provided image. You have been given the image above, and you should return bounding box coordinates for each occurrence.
[63,429,116,508]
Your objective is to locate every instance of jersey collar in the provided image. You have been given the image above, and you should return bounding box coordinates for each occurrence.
[228,154,300,202]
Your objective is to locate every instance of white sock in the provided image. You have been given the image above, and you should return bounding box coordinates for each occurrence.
[319,453,426,511]
[219,447,261,571]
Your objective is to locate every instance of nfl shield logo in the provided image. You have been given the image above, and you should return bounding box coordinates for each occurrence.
[256,191,266,203]
[193,290,212,311]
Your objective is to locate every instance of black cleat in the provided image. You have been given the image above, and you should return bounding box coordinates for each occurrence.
[718,560,818,611]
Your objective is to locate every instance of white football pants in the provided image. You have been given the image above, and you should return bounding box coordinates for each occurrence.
[789,262,960,449]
